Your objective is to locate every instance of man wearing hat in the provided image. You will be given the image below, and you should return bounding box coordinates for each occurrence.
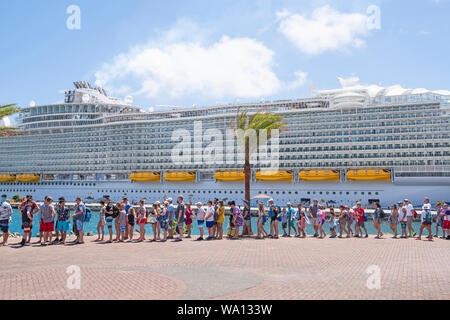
[404,199,416,237]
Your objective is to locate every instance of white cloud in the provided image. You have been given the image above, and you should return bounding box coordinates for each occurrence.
[287,71,308,90]
[277,5,371,55]
[95,20,308,102]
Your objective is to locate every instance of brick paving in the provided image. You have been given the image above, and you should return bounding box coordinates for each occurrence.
[0,235,449,300]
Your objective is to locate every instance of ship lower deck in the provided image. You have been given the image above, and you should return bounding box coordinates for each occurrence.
[1,177,449,207]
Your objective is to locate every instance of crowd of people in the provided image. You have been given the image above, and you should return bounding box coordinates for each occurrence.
[0,193,449,247]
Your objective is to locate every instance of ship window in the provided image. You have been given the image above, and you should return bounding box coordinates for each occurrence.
[346,192,350,195]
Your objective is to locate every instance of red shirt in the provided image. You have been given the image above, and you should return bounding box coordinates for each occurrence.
[185,208,193,225]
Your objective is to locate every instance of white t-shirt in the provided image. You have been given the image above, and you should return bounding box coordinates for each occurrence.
[405,203,414,217]
[0,201,13,221]
[422,203,431,212]
[206,206,215,222]
[197,207,205,221]
[398,206,407,222]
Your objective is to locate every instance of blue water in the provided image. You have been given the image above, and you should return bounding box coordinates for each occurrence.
[8,209,423,237]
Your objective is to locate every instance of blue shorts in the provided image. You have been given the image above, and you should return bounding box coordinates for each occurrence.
[206,221,214,229]
[106,217,114,229]
[76,220,84,232]
[57,221,69,232]
[197,220,205,227]
[120,225,126,232]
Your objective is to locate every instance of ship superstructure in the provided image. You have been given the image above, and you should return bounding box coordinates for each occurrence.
[1,79,449,206]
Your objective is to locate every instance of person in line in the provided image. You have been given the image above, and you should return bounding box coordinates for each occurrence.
[205,201,216,241]
[295,204,304,238]
[149,202,160,242]
[216,201,225,240]
[196,202,206,241]
[389,204,399,238]
[19,198,34,246]
[230,201,243,240]
[122,197,131,240]
[104,197,115,243]
[373,202,384,239]
[399,201,408,238]
[338,205,349,238]
[212,198,220,238]
[281,207,289,237]
[256,201,266,240]
[328,208,337,238]
[317,205,327,239]
[127,206,136,242]
[40,196,56,246]
[56,198,71,245]
[356,202,369,238]
[287,203,297,237]
[72,197,86,245]
[242,200,252,237]
[268,200,280,239]
[345,206,353,237]
[0,194,13,246]
[308,199,320,237]
[404,199,416,238]
[299,209,307,238]
[174,196,185,242]
[167,198,175,240]
[96,200,106,242]
[136,200,147,242]
[185,202,194,239]
[434,202,443,238]
[442,203,450,240]
[159,201,169,242]
[118,202,127,242]
[416,197,433,241]
[18,195,39,244]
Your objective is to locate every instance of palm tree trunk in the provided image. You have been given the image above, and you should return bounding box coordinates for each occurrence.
[244,137,251,203]
[244,137,253,235]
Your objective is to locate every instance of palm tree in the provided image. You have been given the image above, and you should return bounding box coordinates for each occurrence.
[231,110,286,205]
[0,104,20,135]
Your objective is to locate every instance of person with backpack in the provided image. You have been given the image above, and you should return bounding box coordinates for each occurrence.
[103,196,115,243]
[416,197,433,241]
[72,197,86,245]
[373,202,384,239]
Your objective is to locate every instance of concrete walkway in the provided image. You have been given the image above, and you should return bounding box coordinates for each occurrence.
[1,235,449,300]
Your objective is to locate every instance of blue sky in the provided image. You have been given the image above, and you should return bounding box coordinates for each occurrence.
[1,0,449,111]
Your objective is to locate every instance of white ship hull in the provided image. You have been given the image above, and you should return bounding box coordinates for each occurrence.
[2,178,449,207]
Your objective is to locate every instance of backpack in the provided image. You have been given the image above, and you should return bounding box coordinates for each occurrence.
[85,208,91,222]
[380,209,385,219]
[112,206,120,218]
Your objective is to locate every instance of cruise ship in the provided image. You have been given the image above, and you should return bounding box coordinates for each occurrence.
[1,78,449,207]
